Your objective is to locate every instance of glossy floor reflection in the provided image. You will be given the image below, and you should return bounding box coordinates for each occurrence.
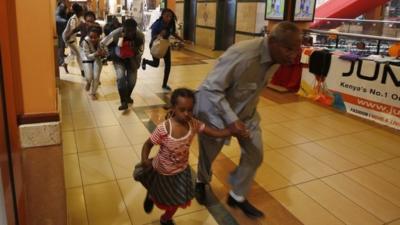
[61,40,400,225]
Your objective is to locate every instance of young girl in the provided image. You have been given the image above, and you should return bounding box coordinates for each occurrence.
[134,88,235,225]
[81,26,106,100]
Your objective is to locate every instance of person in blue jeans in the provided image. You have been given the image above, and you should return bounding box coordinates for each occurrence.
[141,8,184,91]
[101,19,145,110]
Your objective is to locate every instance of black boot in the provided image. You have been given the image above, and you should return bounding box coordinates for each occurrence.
[118,88,128,110]
[141,58,146,70]
[126,86,134,104]
[118,102,128,111]
[143,192,154,213]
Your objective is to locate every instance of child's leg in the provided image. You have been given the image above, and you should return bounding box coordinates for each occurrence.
[160,206,178,222]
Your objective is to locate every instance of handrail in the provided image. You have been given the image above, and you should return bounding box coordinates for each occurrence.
[314,17,400,24]
[304,28,400,42]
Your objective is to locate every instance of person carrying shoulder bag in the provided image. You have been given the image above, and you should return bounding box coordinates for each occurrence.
[101,18,145,111]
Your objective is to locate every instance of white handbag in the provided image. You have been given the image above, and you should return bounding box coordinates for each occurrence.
[150,37,170,58]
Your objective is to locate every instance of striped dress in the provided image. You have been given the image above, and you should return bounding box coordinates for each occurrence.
[135,119,205,209]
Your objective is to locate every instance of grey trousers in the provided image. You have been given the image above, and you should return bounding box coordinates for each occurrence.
[197,123,264,197]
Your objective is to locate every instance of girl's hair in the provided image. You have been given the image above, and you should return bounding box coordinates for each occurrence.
[158,8,177,34]
[170,88,195,106]
[165,88,195,119]
[84,11,96,20]
[89,25,102,36]
[123,18,137,29]
[72,3,83,14]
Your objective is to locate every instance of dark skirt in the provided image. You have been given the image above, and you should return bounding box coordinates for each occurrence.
[133,163,194,207]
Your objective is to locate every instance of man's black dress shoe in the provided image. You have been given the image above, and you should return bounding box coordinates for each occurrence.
[194,182,206,205]
[227,195,264,218]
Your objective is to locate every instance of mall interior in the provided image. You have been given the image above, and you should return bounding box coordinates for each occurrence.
[1,0,400,225]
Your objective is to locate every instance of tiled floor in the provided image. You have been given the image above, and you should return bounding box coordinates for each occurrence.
[61,39,400,225]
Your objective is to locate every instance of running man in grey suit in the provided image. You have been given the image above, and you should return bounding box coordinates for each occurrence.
[194,21,302,218]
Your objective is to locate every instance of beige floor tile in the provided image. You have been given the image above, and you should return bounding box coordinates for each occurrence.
[84,181,132,225]
[89,101,113,113]
[188,150,199,166]
[67,187,88,225]
[262,124,310,145]
[258,97,278,107]
[277,146,337,178]
[64,154,82,188]
[108,147,140,179]
[353,130,400,156]
[271,187,345,225]
[132,143,159,159]
[296,143,357,172]
[220,138,241,158]
[331,135,394,161]
[79,151,115,185]
[267,105,309,120]
[384,158,400,171]
[322,174,400,222]
[144,95,165,106]
[262,130,292,149]
[254,161,292,191]
[296,118,344,137]
[72,111,97,130]
[115,110,143,125]
[280,121,329,141]
[388,219,400,225]
[62,99,72,116]
[171,210,219,225]
[316,139,376,166]
[264,151,315,184]
[258,107,291,124]
[118,178,169,225]
[298,180,382,225]
[122,123,150,137]
[61,115,74,131]
[94,114,120,127]
[312,115,369,133]
[74,128,105,152]
[365,163,400,188]
[126,132,150,146]
[98,126,131,149]
[62,131,77,155]
[373,129,400,143]
[70,98,92,112]
[231,156,293,191]
[345,168,400,207]
[281,102,332,117]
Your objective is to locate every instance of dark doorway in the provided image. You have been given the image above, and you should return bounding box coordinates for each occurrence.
[183,0,196,42]
[215,0,236,50]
